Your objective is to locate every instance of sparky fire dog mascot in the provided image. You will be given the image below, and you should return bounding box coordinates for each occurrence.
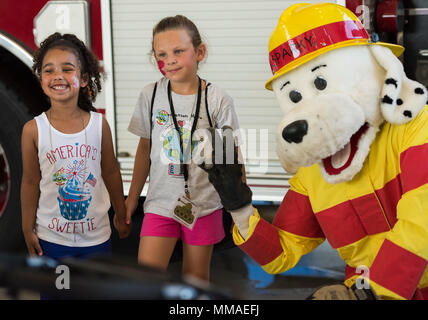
[201,3,428,300]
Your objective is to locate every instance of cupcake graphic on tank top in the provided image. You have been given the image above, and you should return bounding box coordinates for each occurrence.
[53,159,93,221]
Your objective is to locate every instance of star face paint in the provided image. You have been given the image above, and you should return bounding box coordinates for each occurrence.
[157,60,166,76]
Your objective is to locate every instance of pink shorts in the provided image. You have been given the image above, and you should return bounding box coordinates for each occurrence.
[140,209,225,246]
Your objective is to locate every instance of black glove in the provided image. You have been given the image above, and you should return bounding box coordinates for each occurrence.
[199,126,252,211]
[306,283,378,300]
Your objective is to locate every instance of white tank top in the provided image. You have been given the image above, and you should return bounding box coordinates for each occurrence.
[34,111,111,247]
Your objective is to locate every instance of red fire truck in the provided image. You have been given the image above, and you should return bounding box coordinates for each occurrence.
[1,0,427,252]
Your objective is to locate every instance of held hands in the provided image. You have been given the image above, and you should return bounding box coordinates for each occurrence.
[113,213,132,239]
[113,200,132,239]
[23,230,43,256]
[113,195,140,239]
[199,126,252,211]
[125,196,138,225]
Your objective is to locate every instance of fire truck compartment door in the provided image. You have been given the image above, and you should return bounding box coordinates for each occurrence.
[33,1,90,48]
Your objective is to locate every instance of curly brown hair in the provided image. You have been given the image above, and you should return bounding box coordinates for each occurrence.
[32,32,102,112]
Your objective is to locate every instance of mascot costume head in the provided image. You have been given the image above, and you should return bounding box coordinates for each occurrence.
[268,3,427,183]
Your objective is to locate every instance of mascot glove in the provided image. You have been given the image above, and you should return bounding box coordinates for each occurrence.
[306,283,378,300]
[199,126,253,211]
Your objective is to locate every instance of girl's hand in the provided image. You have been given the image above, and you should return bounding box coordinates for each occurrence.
[113,214,132,239]
[23,231,43,256]
[125,197,138,225]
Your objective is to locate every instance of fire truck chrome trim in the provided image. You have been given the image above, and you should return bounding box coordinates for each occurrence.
[0,33,33,69]
[100,0,117,151]
[0,143,11,218]
[405,8,428,16]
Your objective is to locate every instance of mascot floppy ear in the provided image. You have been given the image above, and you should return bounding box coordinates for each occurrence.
[370,45,428,124]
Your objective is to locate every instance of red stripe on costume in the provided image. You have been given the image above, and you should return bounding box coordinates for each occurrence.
[375,175,401,228]
[273,190,324,238]
[239,218,283,266]
[316,201,365,248]
[315,194,389,248]
[370,239,427,299]
[345,265,357,281]
[400,143,428,194]
[413,287,428,300]
[349,193,391,235]
[345,265,428,300]
[269,20,368,74]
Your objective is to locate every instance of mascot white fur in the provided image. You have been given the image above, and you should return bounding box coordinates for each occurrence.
[201,3,428,300]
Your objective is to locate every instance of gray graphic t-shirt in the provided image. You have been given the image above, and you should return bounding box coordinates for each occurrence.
[128,78,241,218]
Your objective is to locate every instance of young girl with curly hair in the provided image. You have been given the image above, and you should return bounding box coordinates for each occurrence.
[21,33,131,264]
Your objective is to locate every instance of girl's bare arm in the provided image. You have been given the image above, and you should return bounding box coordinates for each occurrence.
[21,120,43,255]
[125,137,151,221]
[100,118,130,236]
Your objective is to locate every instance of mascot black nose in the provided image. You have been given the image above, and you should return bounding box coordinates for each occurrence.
[282,120,308,144]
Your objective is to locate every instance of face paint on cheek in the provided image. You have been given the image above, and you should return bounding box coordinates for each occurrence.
[157,60,166,76]
[72,75,80,88]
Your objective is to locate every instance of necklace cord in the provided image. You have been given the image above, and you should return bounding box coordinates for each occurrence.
[167,78,202,194]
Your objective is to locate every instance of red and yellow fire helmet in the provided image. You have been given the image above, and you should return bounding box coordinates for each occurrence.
[265,3,404,90]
